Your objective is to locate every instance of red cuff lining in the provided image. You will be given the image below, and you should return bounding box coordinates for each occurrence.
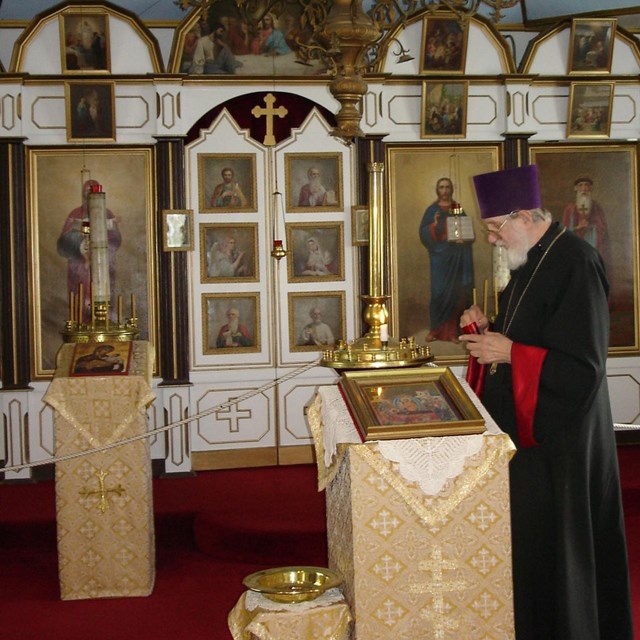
[512,343,548,448]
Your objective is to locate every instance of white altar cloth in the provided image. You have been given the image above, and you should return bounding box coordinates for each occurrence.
[312,378,509,495]
[308,377,516,639]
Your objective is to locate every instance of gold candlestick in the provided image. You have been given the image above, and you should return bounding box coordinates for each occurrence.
[321,163,432,369]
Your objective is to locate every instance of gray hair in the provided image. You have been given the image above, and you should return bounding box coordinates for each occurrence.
[528,208,552,223]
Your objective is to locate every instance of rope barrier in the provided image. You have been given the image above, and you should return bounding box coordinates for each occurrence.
[0,358,323,474]
[614,423,640,431]
[3,361,635,474]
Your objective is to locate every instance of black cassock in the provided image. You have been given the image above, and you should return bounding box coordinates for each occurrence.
[481,222,633,640]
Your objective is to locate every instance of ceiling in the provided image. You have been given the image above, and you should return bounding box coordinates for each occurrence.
[0,0,639,28]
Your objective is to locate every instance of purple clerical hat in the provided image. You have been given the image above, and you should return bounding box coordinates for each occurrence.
[472,165,542,219]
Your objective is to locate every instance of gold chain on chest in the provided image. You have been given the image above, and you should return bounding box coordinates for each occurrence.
[490,227,566,374]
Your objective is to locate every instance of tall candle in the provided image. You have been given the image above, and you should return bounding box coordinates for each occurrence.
[69,291,75,323]
[131,293,136,319]
[272,189,278,244]
[88,186,110,303]
[483,280,488,316]
[117,295,123,325]
[368,164,385,298]
[78,283,84,323]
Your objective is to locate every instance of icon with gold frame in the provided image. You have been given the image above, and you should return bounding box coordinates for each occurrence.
[70,341,132,376]
[163,209,194,251]
[338,367,485,441]
[421,80,467,138]
[198,153,257,213]
[285,153,343,212]
[567,82,614,139]
[351,205,369,246]
[286,222,344,283]
[202,293,260,354]
[65,80,116,142]
[420,15,468,74]
[568,18,616,75]
[200,222,258,282]
[59,10,110,73]
[289,291,345,352]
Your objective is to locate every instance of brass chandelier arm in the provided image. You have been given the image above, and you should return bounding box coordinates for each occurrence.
[175,0,520,33]
[175,0,520,140]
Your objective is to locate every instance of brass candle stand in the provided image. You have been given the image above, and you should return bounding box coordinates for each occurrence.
[60,180,139,344]
[62,298,139,344]
[321,162,432,370]
[321,294,432,369]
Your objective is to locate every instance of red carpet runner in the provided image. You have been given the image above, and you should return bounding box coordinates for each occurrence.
[0,452,638,639]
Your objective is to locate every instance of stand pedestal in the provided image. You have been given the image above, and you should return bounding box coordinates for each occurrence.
[308,384,516,639]
[43,341,156,600]
[228,589,352,640]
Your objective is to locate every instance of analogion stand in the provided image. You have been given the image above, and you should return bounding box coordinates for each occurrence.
[308,382,517,639]
[43,341,155,600]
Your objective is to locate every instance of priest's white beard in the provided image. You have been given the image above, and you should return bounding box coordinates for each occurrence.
[228,318,239,333]
[506,246,528,270]
[498,228,530,270]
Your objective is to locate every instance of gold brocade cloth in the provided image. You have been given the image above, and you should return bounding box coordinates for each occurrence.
[308,385,516,639]
[228,589,353,640]
[43,341,156,601]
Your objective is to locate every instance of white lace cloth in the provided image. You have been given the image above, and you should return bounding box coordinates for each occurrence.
[319,386,363,467]
[244,587,346,612]
[318,378,505,496]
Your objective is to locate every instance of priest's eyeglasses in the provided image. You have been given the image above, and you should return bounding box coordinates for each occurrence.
[483,210,520,238]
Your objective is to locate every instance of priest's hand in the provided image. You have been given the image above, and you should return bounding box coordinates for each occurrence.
[459,330,513,366]
[460,305,489,333]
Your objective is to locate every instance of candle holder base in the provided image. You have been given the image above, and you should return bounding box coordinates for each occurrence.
[320,335,432,370]
[63,299,139,343]
[321,293,432,369]
[61,319,139,344]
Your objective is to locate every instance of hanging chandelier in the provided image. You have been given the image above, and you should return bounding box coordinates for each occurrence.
[175,0,521,140]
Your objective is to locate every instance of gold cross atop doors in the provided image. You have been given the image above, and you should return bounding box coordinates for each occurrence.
[251,93,288,146]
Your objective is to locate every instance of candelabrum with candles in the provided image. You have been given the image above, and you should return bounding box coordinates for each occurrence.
[321,163,432,370]
[62,292,140,343]
[61,179,139,343]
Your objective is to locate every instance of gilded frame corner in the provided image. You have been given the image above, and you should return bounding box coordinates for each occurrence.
[338,366,485,441]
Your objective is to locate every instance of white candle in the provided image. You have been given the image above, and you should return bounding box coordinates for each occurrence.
[380,324,389,342]
[78,283,84,323]
[483,279,488,316]
[88,186,110,303]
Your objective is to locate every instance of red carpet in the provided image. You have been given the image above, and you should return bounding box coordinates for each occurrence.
[0,451,638,639]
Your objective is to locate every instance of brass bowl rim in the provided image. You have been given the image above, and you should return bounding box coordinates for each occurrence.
[243,565,343,600]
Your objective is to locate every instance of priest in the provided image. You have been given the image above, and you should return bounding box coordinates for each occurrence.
[458,164,632,640]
